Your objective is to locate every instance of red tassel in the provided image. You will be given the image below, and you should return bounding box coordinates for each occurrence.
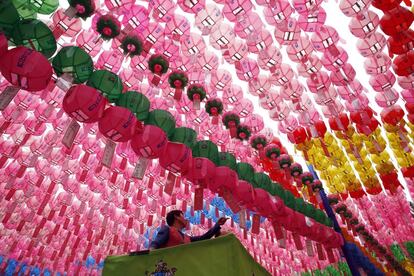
[173,88,182,100]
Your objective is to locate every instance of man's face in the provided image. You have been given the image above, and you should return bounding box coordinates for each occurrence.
[175,212,188,228]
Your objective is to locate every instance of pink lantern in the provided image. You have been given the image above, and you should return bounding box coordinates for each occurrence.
[177,0,206,13]
[154,37,180,61]
[259,90,280,110]
[375,90,399,107]
[104,0,135,15]
[399,75,414,89]
[356,32,386,57]
[234,180,255,209]
[210,69,232,90]
[234,11,263,39]
[62,85,107,123]
[263,0,294,26]
[311,26,340,55]
[222,84,243,105]
[257,45,283,72]
[286,36,314,62]
[180,33,206,57]
[330,64,356,86]
[369,70,396,92]
[274,19,301,45]
[165,14,191,41]
[271,64,296,86]
[141,23,164,55]
[223,39,249,65]
[244,114,264,132]
[269,102,291,121]
[298,8,327,32]
[306,71,331,93]
[340,0,372,17]
[293,0,323,14]
[51,9,82,39]
[130,125,167,159]
[195,4,223,35]
[321,47,349,71]
[364,53,391,75]
[159,142,193,174]
[121,5,150,33]
[235,58,260,81]
[209,23,236,49]
[222,0,253,22]
[76,30,104,56]
[183,157,216,188]
[246,29,273,54]
[248,75,271,97]
[297,55,323,78]
[98,106,138,142]
[233,98,254,118]
[96,50,124,73]
[281,80,304,100]
[198,51,219,72]
[149,0,176,23]
[349,11,380,39]
[279,115,299,133]
[119,69,144,90]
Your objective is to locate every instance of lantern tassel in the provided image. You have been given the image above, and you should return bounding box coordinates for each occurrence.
[174,88,182,100]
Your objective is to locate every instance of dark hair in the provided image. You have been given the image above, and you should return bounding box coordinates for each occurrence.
[166,210,183,226]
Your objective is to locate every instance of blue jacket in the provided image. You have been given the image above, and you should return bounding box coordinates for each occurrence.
[150,223,221,249]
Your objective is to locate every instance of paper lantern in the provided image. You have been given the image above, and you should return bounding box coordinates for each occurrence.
[11,19,57,59]
[116,91,150,121]
[159,141,192,174]
[380,7,413,37]
[52,46,94,84]
[86,70,123,102]
[28,0,58,14]
[145,109,176,137]
[236,162,255,183]
[252,172,272,191]
[62,84,107,123]
[98,106,138,142]
[0,0,20,37]
[130,125,167,159]
[234,180,255,208]
[0,47,52,92]
[169,127,197,148]
[393,51,414,77]
[183,157,216,187]
[210,165,238,194]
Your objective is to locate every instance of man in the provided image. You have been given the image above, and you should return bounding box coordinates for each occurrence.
[150,210,228,249]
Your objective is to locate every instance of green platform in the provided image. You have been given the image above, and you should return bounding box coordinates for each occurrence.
[103,234,271,276]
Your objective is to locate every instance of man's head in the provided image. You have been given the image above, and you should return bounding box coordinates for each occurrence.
[166,210,188,228]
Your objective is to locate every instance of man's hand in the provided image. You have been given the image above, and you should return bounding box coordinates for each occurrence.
[217,217,228,226]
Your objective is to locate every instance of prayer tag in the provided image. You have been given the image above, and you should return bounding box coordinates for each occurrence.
[0,86,19,111]
[251,214,260,234]
[164,172,176,195]
[101,140,116,168]
[194,188,204,211]
[61,119,80,149]
[132,157,149,179]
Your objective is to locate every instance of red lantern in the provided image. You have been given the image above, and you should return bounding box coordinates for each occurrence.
[329,113,350,131]
[393,51,414,77]
[62,84,107,123]
[130,125,167,159]
[183,157,216,188]
[379,7,413,36]
[210,166,238,194]
[372,0,403,11]
[287,127,308,144]
[159,141,192,174]
[0,47,52,92]
[98,106,138,142]
[234,180,256,209]
[380,105,405,125]
[350,108,374,124]
[254,188,285,218]
[356,118,380,135]
[388,30,414,57]
[0,33,7,56]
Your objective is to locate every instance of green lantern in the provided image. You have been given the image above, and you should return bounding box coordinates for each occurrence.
[0,0,20,37]
[12,0,37,19]
[191,140,219,165]
[86,70,123,102]
[252,172,271,190]
[116,91,150,121]
[52,46,94,83]
[217,152,237,171]
[283,190,295,209]
[11,19,57,58]
[294,198,307,214]
[28,0,58,15]
[236,162,254,183]
[170,127,197,148]
[268,182,284,197]
[145,110,176,136]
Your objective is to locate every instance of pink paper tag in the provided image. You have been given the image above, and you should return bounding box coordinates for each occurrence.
[239,210,246,229]
[251,214,260,234]
[101,140,116,168]
[132,157,148,179]
[62,119,80,149]
[193,188,204,211]
[0,86,19,111]
[164,172,176,195]
[306,239,314,256]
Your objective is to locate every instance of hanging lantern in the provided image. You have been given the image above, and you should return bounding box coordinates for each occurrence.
[252,172,272,191]
[236,162,255,183]
[0,0,20,37]
[67,0,95,19]
[250,135,267,157]
[27,0,58,15]
[159,141,193,175]
[130,125,168,159]
[187,84,206,110]
[120,35,143,57]
[0,32,7,56]
[96,14,121,40]
[116,91,150,121]
[62,84,107,123]
[98,106,138,142]
[222,112,240,138]
[393,51,414,77]
[52,46,94,84]
[145,109,176,137]
[86,70,123,103]
[0,47,52,92]
[236,124,251,141]
[170,127,197,148]
[290,163,303,178]
[205,98,223,125]
[168,71,188,100]
[11,19,57,59]
[278,154,292,169]
[148,54,169,86]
